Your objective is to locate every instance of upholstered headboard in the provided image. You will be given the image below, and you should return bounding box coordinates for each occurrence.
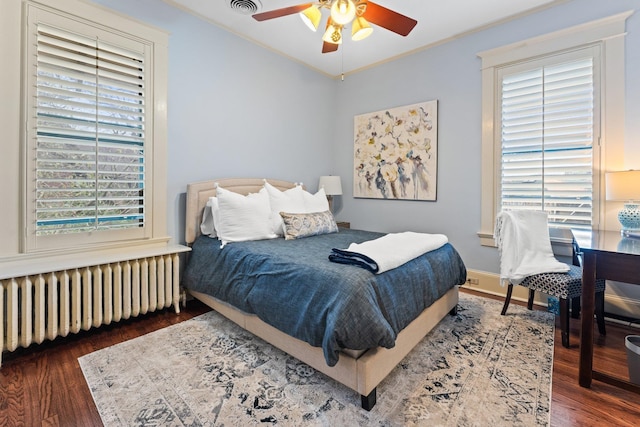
[185,178,298,245]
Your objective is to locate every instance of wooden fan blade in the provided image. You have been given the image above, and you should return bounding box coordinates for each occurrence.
[362,1,417,36]
[322,41,339,53]
[252,3,313,21]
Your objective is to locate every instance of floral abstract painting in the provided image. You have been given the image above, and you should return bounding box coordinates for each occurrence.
[354,100,437,200]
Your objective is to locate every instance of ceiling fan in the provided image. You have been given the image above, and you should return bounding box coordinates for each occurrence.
[252,1,418,54]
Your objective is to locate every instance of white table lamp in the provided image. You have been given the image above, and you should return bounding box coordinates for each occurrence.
[606,170,640,236]
[318,175,342,213]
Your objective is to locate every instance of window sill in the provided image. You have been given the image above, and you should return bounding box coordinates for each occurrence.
[478,231,496,247]
[0,239,190,280]
[478,228,575,257]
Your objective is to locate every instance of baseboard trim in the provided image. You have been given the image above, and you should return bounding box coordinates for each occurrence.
[461,269,549,307]
[603,294,640,325]
[463,268,640,320]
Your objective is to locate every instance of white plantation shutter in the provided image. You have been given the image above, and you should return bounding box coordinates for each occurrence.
[34,23,146,235]
[499,55,597,230]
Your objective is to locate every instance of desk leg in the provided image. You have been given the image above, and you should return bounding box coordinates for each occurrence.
[579,251,596,388]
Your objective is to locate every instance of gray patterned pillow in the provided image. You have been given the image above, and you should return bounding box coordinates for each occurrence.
[279,210,338,240]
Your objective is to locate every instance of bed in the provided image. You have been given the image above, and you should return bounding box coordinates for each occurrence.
[182,178,467,410]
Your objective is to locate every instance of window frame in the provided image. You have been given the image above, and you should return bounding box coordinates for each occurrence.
[21,0,169,254]
[477,11,631,246]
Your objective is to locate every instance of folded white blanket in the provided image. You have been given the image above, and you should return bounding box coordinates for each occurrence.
[339,232,448,274]
[494,210,569,285]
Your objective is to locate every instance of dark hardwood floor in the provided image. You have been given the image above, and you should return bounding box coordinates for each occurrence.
[1,289,639,426]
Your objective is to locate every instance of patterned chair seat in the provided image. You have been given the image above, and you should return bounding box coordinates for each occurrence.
[501,262,607,348]
[521,264,606,300]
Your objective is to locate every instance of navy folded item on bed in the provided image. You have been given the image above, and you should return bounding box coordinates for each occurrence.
[329,248,379,273]
[182,228,467,366]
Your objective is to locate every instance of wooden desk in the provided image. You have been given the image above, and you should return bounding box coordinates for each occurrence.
[573,229,640,393]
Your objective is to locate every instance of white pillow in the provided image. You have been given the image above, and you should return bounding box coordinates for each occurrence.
[302,187,330,213]
[199,196,219,238]
[215,185,277,244]
[263,181,306,236]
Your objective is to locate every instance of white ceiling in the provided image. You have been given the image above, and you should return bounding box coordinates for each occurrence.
[164,0,560,77]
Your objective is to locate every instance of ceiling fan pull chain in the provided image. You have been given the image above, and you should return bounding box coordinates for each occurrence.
[341,42,345,81]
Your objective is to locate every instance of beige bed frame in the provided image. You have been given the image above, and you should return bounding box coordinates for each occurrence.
[184,178,459,410]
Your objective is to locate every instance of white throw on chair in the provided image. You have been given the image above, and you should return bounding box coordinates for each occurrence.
[494,210,606,348]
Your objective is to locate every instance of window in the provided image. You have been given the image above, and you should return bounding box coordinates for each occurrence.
[499,51,598,230]
[23,1,168,253]
[35,24,146,236]
[477,11,630,246]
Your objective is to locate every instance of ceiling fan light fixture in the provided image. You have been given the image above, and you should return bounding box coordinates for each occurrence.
[252,1,418,54]
[330,0,356,26]
[351,16,373,41]
[322,24,343,44]
[299,5,321,31]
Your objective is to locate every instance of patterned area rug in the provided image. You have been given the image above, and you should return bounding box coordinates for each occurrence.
[79,293,554,426]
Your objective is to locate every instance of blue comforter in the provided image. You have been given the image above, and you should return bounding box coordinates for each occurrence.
[182,229,467,366]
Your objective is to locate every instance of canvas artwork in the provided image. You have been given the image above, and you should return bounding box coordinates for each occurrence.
[354,100,438,201]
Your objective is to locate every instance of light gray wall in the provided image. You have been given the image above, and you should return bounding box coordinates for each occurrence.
[95,0,338,245]
[93,0,640,284]
[331,0,640,275]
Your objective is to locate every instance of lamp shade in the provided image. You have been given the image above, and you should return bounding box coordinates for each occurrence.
[330,0,356,25]
[322,24,342,44]
[319,176,343,196]
[299,5,321,32]
[352,17,373,41]
[606,170,640,201]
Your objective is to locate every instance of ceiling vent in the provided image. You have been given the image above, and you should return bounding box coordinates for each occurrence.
[229,0,261,15]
